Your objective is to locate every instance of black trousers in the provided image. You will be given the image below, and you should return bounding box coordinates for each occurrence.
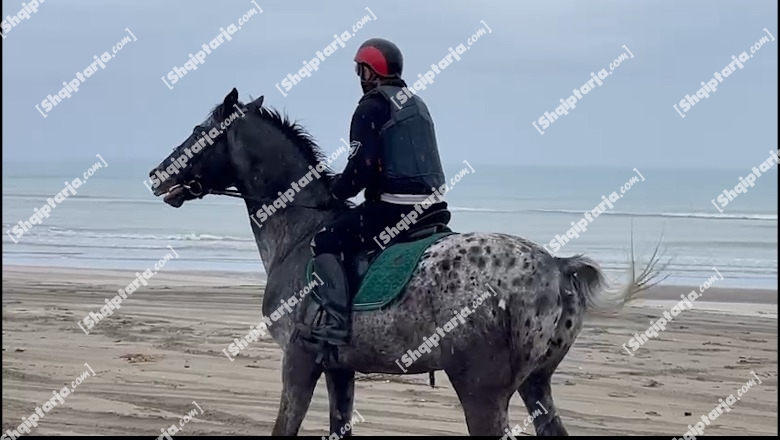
[311,200,447,257]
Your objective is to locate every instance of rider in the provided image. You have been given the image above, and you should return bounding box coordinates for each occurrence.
[296,37,449,360]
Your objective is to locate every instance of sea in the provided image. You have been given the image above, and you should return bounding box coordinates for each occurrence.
[2,159,777,289]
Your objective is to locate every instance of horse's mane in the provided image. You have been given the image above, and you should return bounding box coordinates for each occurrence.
[209,100,337,184]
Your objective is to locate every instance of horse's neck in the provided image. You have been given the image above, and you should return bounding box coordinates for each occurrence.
[243,198,338,329]
[233,136,336,274]
[243,199,333,275]
[232,115,343,318]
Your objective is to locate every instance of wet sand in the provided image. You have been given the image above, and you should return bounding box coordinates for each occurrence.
[2,265,777,436]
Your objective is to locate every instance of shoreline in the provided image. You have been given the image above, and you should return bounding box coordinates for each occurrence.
[1,264,267,286]
[2,264,775,306]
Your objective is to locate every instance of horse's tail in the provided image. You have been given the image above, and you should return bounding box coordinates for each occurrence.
[556,233,667,313]
[555,255,606,311]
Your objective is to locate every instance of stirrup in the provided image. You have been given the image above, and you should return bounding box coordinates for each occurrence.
[292,327,338,366]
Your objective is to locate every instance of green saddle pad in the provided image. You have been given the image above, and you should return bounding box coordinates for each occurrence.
[306,232,454,312]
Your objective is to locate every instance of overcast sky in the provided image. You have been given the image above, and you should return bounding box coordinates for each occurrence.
[2,0,777,168]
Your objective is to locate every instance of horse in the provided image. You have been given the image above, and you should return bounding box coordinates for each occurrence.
[148,88,661,436]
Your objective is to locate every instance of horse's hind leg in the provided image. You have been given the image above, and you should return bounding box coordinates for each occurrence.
[517,370,568,436]
[445,369,513,435]
[325,368,355,436]
[271,345,323,436]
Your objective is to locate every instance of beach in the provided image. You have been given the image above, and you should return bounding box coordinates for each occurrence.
[2,265,776,436]
[3,0,777,435]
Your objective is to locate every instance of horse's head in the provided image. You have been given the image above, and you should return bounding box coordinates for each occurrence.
[148,87,263,207]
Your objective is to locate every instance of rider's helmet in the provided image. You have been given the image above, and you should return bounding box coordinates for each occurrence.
[354,38,403,79]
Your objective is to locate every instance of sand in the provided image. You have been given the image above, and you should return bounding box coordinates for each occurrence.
[2,265,777,436]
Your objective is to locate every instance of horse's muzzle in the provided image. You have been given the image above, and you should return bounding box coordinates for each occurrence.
[163,186,189,208]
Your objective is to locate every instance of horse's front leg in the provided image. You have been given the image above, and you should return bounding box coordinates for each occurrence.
[272,345,323,436]
[325,368,356,436]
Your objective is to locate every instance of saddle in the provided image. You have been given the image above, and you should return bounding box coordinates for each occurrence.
[349,207,451,291]
[305,206,454,311]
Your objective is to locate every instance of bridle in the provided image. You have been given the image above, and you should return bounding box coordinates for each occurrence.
[168,180,334,210]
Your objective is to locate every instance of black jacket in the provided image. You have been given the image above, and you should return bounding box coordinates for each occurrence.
[330,84,391,202]
[331,79,445,202]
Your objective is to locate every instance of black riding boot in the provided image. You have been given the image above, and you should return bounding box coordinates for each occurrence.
[295,253,351,352]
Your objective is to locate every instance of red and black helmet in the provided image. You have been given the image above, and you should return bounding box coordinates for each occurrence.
[354,38,403,78]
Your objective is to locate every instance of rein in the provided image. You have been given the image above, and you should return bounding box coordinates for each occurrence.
[169,180,334,272]
[170,180,333,210]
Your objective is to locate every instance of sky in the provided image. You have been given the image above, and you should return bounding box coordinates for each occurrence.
[2,0,777,169]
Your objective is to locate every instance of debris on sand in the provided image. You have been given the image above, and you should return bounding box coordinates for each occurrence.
[355,373,427,386]
[119,353,156,363]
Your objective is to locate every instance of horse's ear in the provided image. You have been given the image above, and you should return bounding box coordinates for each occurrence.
[249,95,265,114]
[223,88,239,110]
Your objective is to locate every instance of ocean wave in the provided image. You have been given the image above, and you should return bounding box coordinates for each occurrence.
[3,241,253,253]
[2,225,250,243]
[449,206,519,213]
[3,193,153,203]
[448,206,776,221]
[170,233,247,242]
[529,209,777,221]
[2,193,235,206]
